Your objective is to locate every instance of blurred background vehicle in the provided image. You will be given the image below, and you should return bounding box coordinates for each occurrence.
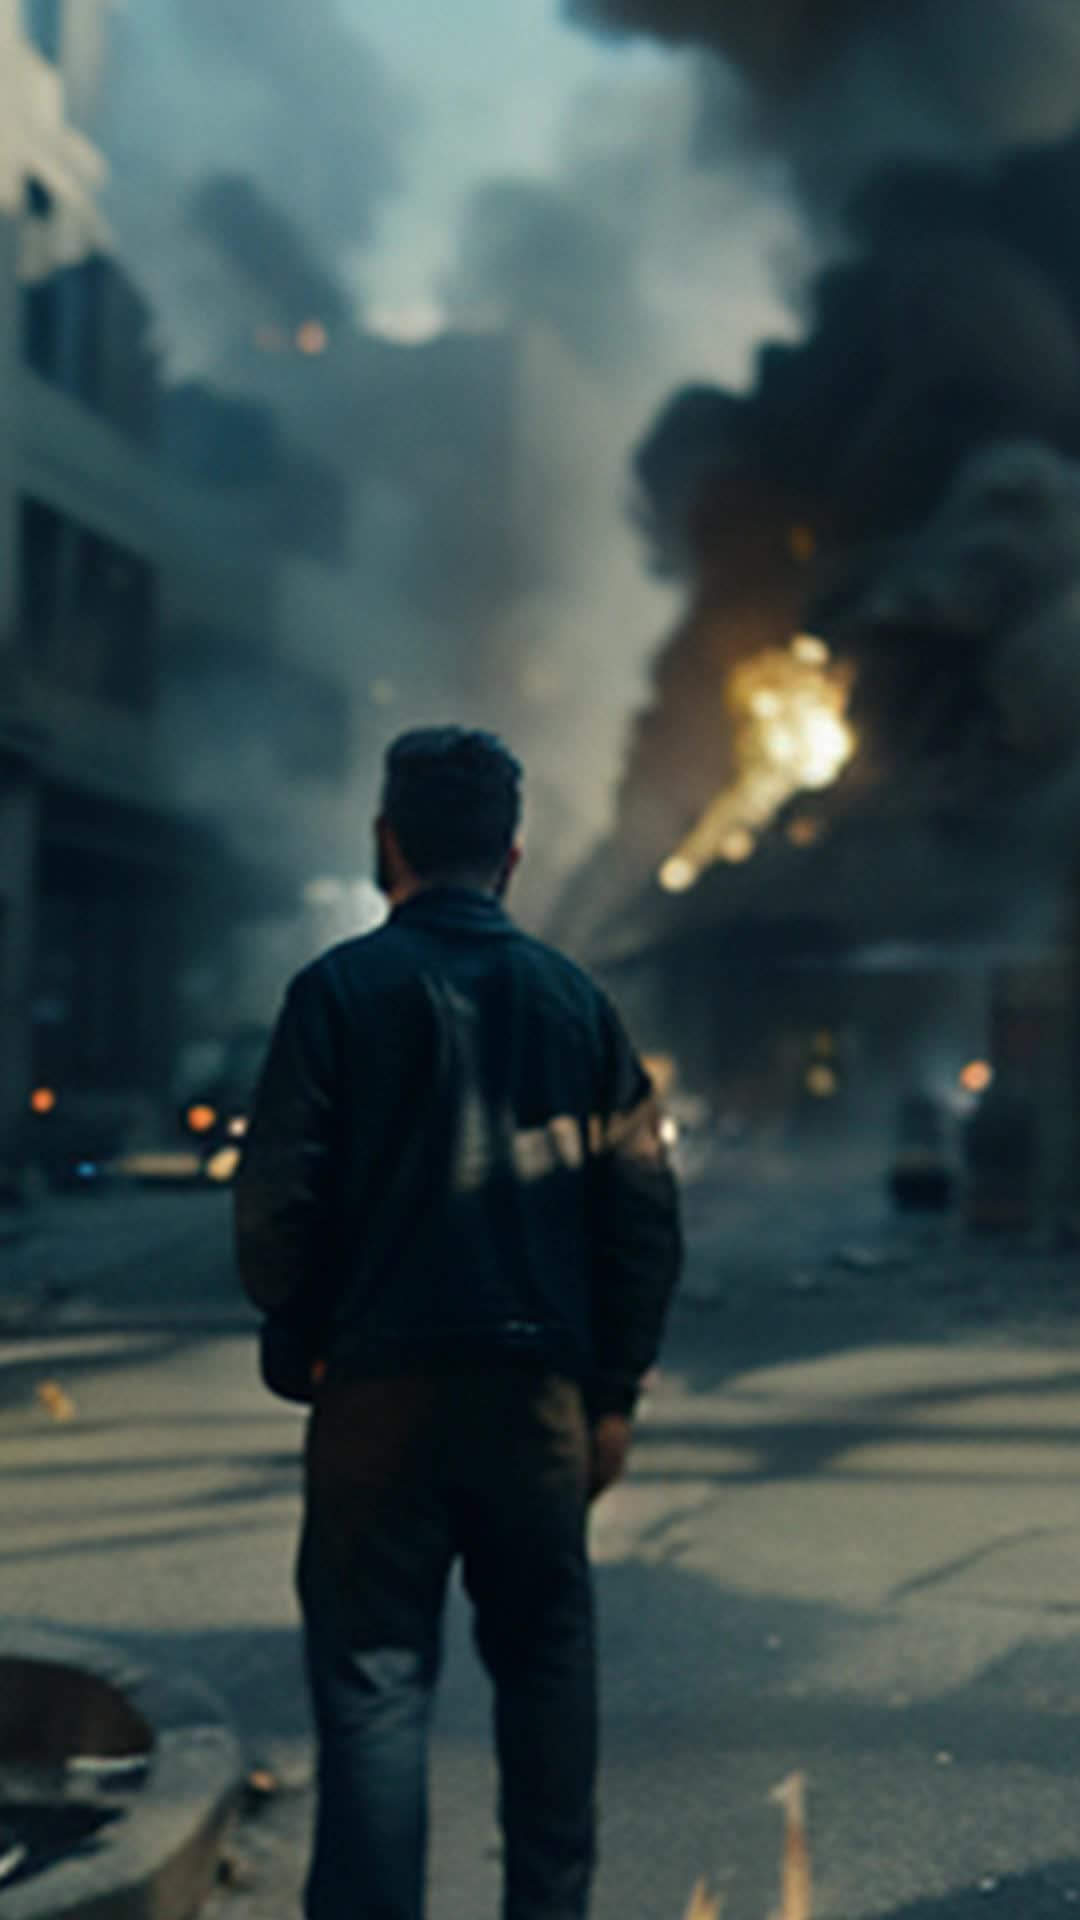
[112,1024,271,1188]
[888,1091,954,1213]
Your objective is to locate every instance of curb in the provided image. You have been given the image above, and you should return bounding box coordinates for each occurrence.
[0,1623,245,1920]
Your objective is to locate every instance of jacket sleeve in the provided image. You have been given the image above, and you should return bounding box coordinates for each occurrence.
[233,966,339,1314]
[586,997,683,1419]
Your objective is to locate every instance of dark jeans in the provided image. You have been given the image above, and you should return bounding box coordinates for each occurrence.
[297,1364,596,1920]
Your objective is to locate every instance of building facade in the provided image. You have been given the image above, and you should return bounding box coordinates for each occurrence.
[0,0,167,1157]
[0,0,306,1161]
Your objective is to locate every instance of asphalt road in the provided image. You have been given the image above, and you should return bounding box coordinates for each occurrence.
[5,1169,1080,1918]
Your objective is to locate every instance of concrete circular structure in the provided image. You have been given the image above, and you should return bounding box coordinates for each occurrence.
[0,1623,243,1920]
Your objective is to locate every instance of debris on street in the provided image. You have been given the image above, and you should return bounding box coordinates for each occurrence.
[769,1772,811,1920]
[35,1380,77,1422]
[684,1878,723,1918]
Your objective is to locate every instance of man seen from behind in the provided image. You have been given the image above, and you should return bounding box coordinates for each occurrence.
[235,726,683,1920]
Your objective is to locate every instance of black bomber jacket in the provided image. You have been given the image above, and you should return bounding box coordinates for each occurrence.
[234,886,682,1414]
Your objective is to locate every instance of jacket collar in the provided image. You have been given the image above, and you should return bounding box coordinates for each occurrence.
[391,886,516,937]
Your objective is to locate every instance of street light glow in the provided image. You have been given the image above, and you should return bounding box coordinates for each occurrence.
[960,1060,994,1094]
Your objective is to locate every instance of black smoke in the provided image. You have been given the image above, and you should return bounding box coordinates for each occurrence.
[571,0,1080,209]
[556,0,1080,933]
[636,141,1080,564]
[557,120,1080,968]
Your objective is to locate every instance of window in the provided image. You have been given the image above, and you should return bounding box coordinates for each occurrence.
[73,531,157,711]
[20,224,157,444]
[19,496,158,712]
[25,176,53,220]
[18,498,66,673]
[21,175,61,380]
[24,0,63,62]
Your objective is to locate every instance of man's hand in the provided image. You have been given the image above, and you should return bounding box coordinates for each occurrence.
[588,1413,633,1502]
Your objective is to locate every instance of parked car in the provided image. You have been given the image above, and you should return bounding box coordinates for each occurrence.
[18,1087,154,1193]
[114,1025,272,1187]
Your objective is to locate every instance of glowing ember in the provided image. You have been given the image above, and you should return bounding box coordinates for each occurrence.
[659,855,698,894]
[787,814,821,847]
[806,1063,839,1098]
[658,639,857,889]
[791,632,830,667]
[720,827,755,863]
[30,1087,57,1115]
[959,1059,994,1094]
[296,320,329,355]
[186,1103,218,1135]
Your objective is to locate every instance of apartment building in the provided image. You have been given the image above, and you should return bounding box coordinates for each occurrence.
[0,1,298,1157]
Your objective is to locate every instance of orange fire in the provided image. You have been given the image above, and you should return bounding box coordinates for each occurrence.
[659,636,857,891]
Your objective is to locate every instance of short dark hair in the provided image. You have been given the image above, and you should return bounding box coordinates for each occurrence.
[382,727,523,884]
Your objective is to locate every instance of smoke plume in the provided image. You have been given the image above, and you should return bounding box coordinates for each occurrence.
[100,0,407,370]
[850,439,1080,780]
[189,176,349,334]
[448,179,646,372]
[593,112,1080,926]
[571,0,1080,209]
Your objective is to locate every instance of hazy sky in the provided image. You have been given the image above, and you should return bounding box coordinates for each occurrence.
[99,0,809,883]
[102,0,809,395]
[345,0,803,384]
[353,2,668,312]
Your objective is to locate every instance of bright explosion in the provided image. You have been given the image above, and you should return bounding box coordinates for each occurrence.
[659,636,857,893]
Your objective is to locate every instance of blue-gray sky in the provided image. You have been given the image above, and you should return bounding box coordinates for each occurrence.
[355,1,791,363]
[103,0,805,390]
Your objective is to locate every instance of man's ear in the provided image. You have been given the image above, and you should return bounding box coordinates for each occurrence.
[375,816,407,897]
[497,842,524,898]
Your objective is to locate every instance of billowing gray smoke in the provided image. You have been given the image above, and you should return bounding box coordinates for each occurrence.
[176,0,403,257]
[562,0,1080,927]
[98,1,708,940]
[570,0,1080,208]
[101,0,405,368]
[190,176,349,334]
[851,439,1080,782]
